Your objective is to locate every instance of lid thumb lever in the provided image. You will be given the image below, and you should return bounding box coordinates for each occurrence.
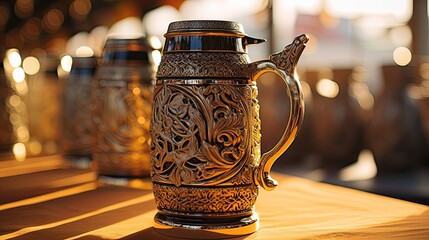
[242,36,266,47]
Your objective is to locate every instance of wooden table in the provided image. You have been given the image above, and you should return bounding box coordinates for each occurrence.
[0,155,428,239]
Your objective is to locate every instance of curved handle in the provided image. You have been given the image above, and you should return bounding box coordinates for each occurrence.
[252,63,304,191]
[251,34,308,191]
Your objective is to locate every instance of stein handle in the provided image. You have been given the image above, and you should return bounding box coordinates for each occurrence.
[250,34,308,191]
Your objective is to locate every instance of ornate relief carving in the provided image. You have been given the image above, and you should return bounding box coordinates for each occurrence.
[156,53,250,78]
[93,82,152,176]
[167,20,244,34]
[150,84,261,187]
[269,34,309,76]
[153,183,258,213]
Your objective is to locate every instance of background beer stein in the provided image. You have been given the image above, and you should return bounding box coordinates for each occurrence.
[61,56,97,168]
[92,37,155,186]
[150,20,308,238]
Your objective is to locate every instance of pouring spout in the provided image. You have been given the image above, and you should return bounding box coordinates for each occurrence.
[269,34,309,76]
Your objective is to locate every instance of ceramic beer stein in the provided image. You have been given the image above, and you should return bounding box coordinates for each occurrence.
[150,20,308,238]
[92,37,155,185]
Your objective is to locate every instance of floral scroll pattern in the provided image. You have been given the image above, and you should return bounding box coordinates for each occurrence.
[150,84,261,187]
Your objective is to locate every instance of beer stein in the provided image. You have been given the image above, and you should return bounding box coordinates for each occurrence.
[150,20,308,238]
[61,56,97,168]
[92,37,155,185]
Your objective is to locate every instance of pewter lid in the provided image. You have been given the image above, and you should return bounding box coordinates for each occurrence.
[165,20,245,36]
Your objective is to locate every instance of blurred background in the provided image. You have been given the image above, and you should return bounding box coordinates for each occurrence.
[0,0,428,204]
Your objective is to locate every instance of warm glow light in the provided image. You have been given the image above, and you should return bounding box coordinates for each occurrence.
[138,117,146,125]
[15,0,34,18]
[75,46,94,57]
[8,95,21,108]
[316,78,339,98]
[15,81,28,95]
[393,46,412,66]
[138,136,146,144]
[132,87,141,95]
[69,0,91,21]
[7,49,22,68]
[61,55,73,72]
[12,67,25,83]
[88,26,108,57]
[350,82,374,111]
[22,56,40,75]
[149,36,162,49]
[13,143,27,161]
[151,50,162,66]
[107,17,144,39]
[17,126,30,142]
[29,141,42,155]
[339,149,377,181]
[42,9,64,32]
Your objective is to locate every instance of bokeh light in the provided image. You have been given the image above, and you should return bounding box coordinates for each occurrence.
[6,49,22,68]
[151,50,162,66]
[12,67,25,83]
[69,0,91,21]
[316,78,340,98]
[393,46,412,66]
[75,46,94,57]
[22,56,40,75]
[14,0,34,19]
[61,55,73,72]
[42,9,64,33]
[13,143,27,162]
[29,141,43,155]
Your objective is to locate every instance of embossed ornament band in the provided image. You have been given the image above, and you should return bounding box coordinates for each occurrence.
[165,20,245,36]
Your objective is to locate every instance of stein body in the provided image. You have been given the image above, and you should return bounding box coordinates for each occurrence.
[93,37,155,183]
[61,56,97,168]
[151,20,307,238]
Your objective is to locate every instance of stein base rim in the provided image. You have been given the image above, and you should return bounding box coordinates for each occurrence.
[153,212,259,239]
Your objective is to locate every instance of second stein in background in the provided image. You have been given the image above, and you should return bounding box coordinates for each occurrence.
[92,37,156,186]
[61,56,97,168]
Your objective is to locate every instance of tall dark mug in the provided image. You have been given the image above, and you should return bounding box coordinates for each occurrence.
[150,20,308,239]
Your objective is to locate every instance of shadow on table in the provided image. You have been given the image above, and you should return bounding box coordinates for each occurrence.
[0,185,156,240]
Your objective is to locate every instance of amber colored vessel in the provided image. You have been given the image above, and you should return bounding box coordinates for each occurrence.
[150,20,308,239]
[61,56,97,167]
[92,37,155,182]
